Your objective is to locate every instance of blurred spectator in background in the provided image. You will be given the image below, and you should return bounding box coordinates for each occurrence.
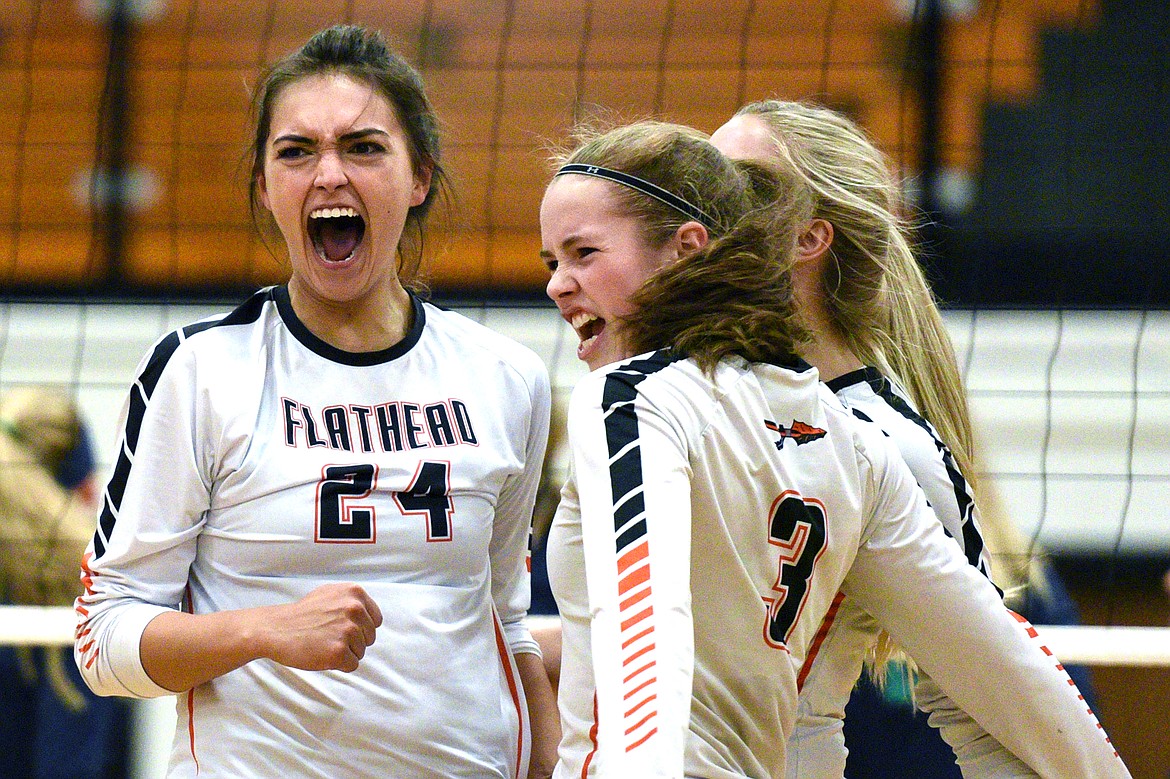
[1164,568,1170,623]
[0,387,130,779]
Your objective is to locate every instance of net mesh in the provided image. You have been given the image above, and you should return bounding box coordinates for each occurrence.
[0,0,1107,296]
[1,1,1167,774]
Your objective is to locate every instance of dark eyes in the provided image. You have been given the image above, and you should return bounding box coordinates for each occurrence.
[543,246,597,273]
[272,141,386,160]
[350,140,385,155]
[275,146,307,160]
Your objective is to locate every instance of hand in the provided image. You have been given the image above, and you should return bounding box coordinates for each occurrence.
[259,582,383,672]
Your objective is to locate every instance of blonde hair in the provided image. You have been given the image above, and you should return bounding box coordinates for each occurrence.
[552,120,813,372]
[734,100,1040,593]
[0,387,83,474]
[0,387,95,607]
[735,100,1047,685]
[736,100,977,482]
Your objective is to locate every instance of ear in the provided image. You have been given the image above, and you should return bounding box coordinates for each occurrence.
[257,172,271,212]
[797,218,833,263]
[675,220,709,257]
[411,163,434,207]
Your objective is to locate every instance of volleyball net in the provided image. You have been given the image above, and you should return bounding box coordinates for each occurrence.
[2,0,1168,774]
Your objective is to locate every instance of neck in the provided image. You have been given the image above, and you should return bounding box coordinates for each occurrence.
[288,281,413,353]
[800,333,865,382]
[796,287,864,382]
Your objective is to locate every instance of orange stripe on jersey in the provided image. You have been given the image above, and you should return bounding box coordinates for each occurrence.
[626,726,658,751]
[617,562,650,594]
[616,540,649,574]
[797,590,845,692]
[1009,610,1041,638]
[620,606,653,633]
[624,676,655,701]
[581,694,599,779]
[619,587,651,612]
[186,687,199,773]
[624,709,657,736]
[181,585,201,774]
[625,692,657,718]
[79,552,95,592]
[82,645,98,670]
[621,625,653,650]
[622,641,655,667]
[1006,609,1123,762]
[616,548,658,754]
[492,610,526,779]
[622,661,656,685]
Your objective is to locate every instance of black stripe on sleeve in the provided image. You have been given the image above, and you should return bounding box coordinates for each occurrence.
[91,289,272,558]
[860,367,991,580]
[599,351,680,554]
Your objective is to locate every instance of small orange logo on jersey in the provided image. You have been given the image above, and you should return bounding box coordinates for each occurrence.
[765,419,828,448]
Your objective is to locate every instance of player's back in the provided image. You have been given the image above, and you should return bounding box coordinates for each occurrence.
[680,355,893,775]
[558,350,902,778]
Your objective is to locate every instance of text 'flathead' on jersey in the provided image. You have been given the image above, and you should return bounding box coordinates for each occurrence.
[765,419,828,449]
[283,398,479,453]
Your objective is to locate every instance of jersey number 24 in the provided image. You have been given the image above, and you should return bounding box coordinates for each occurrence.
[316,461,453,543]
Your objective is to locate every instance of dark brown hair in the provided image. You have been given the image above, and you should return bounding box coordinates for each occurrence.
[247,24,448,287]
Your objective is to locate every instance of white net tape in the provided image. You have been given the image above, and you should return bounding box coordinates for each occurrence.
[6,607,1169,666]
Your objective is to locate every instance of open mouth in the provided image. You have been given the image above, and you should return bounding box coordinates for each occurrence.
[571,311,605,351]
[308,207,366,263]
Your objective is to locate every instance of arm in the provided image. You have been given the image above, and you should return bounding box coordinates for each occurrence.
[138,582,381,691]
[530,614,562,694]
[490,357,557,778]
[569,367,695,777]
[75,336,379,697]
[843,433,1131,779]
[515,647,560,779]
[913,671,1039,778]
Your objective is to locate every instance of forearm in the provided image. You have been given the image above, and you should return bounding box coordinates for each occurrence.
[516,648,560,779]
[140,581,381,693]
[140,607,271,692]
[914,672,1039,779]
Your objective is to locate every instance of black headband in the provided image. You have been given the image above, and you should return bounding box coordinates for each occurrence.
[555,163,715,230]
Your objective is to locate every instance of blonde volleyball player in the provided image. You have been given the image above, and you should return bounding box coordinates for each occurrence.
[710,99,1107,779]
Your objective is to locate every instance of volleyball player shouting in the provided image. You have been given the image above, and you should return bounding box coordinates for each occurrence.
[74,25,558,778]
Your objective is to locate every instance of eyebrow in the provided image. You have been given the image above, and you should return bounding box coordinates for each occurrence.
[272,128,392,145]
[539,233,588,260]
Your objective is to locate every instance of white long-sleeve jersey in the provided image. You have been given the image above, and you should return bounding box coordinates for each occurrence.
[788,366,1033,778]
[547,351,1128,779]
[74,286,550,779]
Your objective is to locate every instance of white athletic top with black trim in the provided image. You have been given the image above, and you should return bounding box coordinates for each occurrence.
[73,286,551,779]
[547,352,1129,779]
[788,366,1017,778]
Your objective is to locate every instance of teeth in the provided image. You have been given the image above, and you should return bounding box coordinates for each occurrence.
[310,206,359,219]
[570,312,597,330]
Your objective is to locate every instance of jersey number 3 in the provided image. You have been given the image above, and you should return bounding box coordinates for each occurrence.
[763,491,827,648]
[316,461,453,543]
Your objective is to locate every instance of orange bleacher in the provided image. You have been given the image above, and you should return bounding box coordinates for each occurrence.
[0,0,1097,294]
